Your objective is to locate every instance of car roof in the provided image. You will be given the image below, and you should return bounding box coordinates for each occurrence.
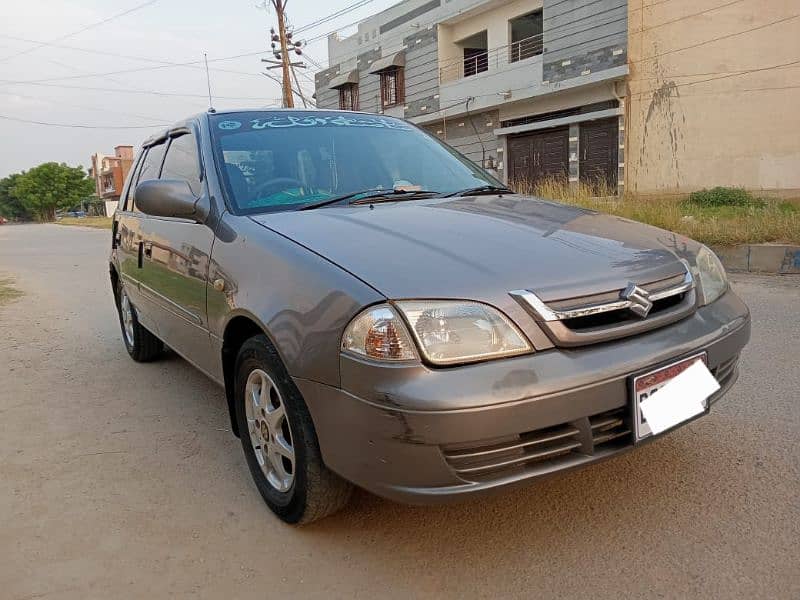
[142,107,386,147]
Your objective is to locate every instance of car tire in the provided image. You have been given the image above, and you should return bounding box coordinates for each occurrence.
[234,334,353,524]
[116,281,163,362]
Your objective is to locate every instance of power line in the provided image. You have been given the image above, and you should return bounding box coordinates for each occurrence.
[0,80,272,101]
[0,0,160,64]
[295,0,377,34]
[631,13,800,63]
[630,0,747,33]
[630,57,800,97]
[0,90,171,124]
[0,113,164,129]
[0,51,266,85]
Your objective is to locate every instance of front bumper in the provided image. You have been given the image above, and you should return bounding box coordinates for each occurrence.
[295,290,750,504]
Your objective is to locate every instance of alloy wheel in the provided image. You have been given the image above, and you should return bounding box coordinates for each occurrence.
[120,290,135,347]
[244,369,295,492]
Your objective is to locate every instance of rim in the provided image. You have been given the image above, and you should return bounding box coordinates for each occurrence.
[244,369,295,493]
[120,290,135,347]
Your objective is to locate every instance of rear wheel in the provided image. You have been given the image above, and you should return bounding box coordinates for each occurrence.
[234,335,352,524]
[116,282,163,362]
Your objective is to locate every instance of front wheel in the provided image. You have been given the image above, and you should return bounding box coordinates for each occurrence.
[234,335,352,524]
[116,282,163,362]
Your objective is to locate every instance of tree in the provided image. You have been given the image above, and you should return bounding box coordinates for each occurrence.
[12,162,95,222]
[0,173,31,221]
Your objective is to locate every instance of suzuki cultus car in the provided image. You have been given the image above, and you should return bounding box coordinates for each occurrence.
[110,110,749,523]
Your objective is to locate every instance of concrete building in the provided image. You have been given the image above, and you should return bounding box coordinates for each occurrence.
[314,0,799,196]
[89,145,134,216]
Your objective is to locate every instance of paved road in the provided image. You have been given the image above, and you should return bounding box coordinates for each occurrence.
[1,224,798,600]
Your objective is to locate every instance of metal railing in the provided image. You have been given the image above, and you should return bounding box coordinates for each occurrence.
[439,33,543,83]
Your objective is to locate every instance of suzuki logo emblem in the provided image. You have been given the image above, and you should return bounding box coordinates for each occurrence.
[622,283,653,318]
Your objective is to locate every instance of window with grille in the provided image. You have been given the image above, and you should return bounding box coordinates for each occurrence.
[338,84,359,111]
[379,67,404,109]
[509,10,543,63]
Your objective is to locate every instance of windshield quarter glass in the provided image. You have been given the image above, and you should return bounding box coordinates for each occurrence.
[209,111,501,214]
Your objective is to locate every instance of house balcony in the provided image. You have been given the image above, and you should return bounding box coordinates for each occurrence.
[438,34,546,116]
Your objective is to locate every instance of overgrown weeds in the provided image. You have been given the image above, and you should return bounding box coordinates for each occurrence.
[510,178,799,246]
[55,216,113,229]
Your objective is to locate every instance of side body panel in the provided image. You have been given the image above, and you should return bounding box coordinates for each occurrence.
[137,216,217,376]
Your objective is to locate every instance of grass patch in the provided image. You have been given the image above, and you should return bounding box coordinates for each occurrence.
[0,276,23,306]
[56,216,113,229]
[513,179,800,246]
[688,186,763,208]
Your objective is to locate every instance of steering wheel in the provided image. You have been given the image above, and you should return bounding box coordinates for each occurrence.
[250,177,305,199]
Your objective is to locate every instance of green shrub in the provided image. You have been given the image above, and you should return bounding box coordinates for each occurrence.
[688,186,762,207]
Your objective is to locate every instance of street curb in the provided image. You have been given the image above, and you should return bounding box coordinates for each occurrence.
[714,244,800,274]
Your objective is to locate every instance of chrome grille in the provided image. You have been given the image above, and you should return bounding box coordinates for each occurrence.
[510,265,697,347]
[442,408,632,482]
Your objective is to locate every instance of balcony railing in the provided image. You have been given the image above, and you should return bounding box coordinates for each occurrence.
[440,33,543,83]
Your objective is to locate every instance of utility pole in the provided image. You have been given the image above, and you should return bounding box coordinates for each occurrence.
[261,0,307,108]
[273,0,293,108]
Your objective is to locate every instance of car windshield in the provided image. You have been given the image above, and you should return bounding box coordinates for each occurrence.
[209,111,501,214]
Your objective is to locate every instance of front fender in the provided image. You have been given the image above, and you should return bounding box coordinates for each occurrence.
[208,213,384,387]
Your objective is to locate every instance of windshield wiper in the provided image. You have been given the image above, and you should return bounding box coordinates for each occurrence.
[350,189,440,205]
[298,188,439,211]
[441,185,513,198]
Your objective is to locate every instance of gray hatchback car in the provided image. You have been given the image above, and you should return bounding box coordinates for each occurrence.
[110,109,750,523]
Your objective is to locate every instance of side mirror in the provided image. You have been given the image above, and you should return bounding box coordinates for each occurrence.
[135,179,209,222]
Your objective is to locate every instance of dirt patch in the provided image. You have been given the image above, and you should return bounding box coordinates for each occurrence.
[0,275,23,306]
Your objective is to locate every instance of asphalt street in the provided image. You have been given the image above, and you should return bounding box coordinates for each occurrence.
[0,223,798,599]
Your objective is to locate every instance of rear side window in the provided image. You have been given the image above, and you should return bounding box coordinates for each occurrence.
[121,153,144,212]
[161,133,201,196]
[132,142,167,212]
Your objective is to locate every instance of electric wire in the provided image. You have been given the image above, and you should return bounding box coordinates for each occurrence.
[0,113,166,129]
[0,0,160,63]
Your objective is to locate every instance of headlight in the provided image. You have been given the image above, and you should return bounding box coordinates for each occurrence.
[341,304,418,361]
[693,245,728,305]
[395,300,531,365]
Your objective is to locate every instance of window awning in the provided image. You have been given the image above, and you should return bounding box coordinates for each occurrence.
[368,51,405,74]
[327,70,359,89]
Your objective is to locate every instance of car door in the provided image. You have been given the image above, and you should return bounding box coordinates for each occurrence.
[136,127,218,377]
[115,145,163,333]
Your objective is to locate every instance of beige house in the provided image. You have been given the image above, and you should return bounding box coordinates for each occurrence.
[626,0,800,196]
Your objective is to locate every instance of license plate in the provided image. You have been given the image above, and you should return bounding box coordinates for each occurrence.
[632,352,717,441]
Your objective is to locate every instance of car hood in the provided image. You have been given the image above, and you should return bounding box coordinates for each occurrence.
[250,195,698,302]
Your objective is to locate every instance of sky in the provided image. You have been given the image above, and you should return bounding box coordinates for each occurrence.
[0,0,398,178]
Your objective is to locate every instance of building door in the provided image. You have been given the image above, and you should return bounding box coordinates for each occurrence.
[508,127,569,186]
[580,117,618,192]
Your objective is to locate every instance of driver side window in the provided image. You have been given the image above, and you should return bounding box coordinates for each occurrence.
[161,133,202,197]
